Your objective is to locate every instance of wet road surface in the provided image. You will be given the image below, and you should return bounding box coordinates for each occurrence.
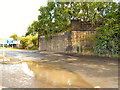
[0,49,118,88]
[1,61,93,88]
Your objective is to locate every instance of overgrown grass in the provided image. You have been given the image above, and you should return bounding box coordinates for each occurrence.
[76,47,119,58]
[28,46,38,50]
[92,53,119,58]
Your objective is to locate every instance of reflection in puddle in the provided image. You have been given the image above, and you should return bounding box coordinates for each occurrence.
[22,63,34,77]
[22,61,93,88]
[67,58,77,61]
[108,63,117,65]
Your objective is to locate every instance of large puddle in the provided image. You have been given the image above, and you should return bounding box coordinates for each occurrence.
[2,50,43,58]
[21,61,93,88]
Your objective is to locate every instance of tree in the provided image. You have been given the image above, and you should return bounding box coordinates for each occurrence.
[94,3,119,57]
[10,34,18,41]
[25,21,38,36]
[20,34,38,49]
[34,2,119,37]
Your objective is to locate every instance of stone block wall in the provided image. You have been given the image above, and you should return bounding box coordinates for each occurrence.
[71,30,95,48]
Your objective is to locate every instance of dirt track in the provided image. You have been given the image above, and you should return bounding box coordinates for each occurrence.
[0,50,118,88]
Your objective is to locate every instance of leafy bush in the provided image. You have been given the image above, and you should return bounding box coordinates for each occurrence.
[20,34,38,49]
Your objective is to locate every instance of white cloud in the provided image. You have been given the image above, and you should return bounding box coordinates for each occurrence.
[0,0,47,39]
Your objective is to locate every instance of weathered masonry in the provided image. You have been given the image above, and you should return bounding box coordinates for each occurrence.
[38,19,102,53]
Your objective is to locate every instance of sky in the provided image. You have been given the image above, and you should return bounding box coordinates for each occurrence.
[0,0,47,39]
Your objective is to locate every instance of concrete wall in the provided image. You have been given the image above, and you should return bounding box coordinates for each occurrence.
[38,30,95,53]
[39,31,72,52]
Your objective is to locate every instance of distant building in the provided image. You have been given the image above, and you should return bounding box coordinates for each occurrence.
[0,39,20,48]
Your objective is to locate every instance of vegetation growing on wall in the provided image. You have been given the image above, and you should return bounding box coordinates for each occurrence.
[24,1,119,56]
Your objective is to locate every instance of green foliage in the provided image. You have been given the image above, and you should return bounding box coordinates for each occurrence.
[85,34,96,47]
[32,34,38,46]
[20,34,38,49]
[29,2,118,38]
[31,46,38,50]
[94,5,120,57]
[77,46,79,52]
[10,34,19,41]
[25,21,38,36]
[10,58,12,61]
[85,48,94,52]
[20,36,29,49]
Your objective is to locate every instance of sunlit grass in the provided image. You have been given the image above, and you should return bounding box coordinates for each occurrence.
[0,55,5,62]
[0,47,20,50]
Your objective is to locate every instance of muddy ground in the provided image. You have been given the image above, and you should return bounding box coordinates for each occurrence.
[0,50,119,89]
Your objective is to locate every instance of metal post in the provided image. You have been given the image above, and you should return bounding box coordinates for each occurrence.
[73,46,77,53]
[12,44,13,48]
[7,44,8,48]
[82,45,84,53]
[72,46,74,52]
[3,43,5,62]
[3,44,4,57]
